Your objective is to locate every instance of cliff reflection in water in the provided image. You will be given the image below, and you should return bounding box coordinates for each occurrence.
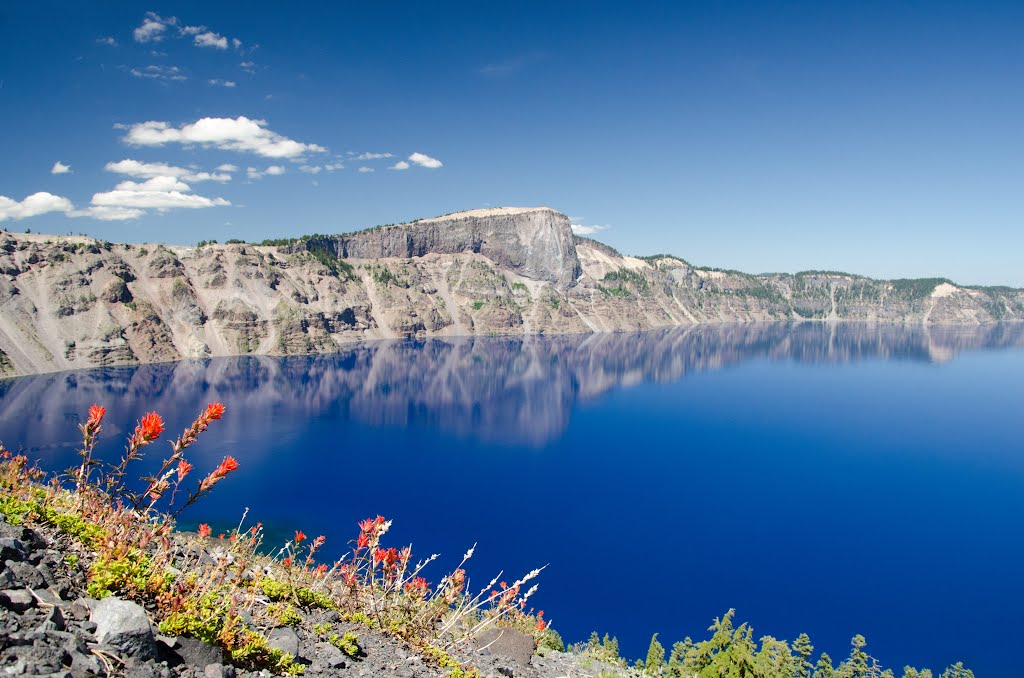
[1,322,1022,450]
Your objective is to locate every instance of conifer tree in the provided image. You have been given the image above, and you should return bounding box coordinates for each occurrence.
[645,633,666,675]
[792,633,815,678]
[815,652,836,678]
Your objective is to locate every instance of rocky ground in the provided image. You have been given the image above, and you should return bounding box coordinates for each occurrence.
[0,513,623,678]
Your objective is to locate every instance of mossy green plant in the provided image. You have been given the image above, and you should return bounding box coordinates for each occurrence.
[328,631,360,657]
[259,578,337,610]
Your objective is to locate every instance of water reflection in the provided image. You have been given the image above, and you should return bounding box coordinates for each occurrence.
[1,322,1022,449]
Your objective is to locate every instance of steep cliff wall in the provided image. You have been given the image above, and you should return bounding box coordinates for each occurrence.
[0,207,1022,377]
[306,207,581,288]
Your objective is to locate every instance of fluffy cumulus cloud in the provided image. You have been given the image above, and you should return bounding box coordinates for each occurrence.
[358,167,374,173]
[133,12,175,43]
[193,31,228,49]
[570,223,611,236]
[408,152,443,169]
[133,12,241,50]
[105,159,231,183]
[75,158,234,219]
[0,193,74,222]
[389,160,410,171]
[123,117,326,159]
[216,164,239,172]
[298,165,322,174]
[69,206,145,222]
[91,173,230,210]
[51,161,71,175]
[246,165,286,180]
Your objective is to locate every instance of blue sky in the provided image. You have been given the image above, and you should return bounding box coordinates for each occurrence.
[1,1,1022,285]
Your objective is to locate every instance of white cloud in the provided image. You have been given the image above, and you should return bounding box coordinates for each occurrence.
[68,206,144,221]
[83,161,231,217]
[130,65,187,82]
[247,165,286,179]
[299,165,322,174]
[123,116,326,159]
[194,31,228,49]
[355,152,393,161]
[97,36,118,46]
[240,61,257,73]
[114,176,192,193]
[232,38,242,49]
[105,159,231,183]
[208,79,237,88]
[51,161,71,175]
[570,224,611,236]
[216,163,239,172]
[134,12,176,43]
[389,161,410,171]
[358,167,374,173]
[324,162,344,171]
[408,152,443,169]
[0,192,74,222]
[92,188,229,210]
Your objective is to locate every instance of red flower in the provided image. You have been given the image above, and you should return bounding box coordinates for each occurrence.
[282,557,292,567]
[198,524,212,538]
[295,530,306,544]
[204,403,225,421]
[535,619,547,631]
[133,412,164,444]
[199,455,239,493]
[216,456,239,475]
[312,535,326,550]
[177,460,193,482]
[88,404,106,427]
[356,533,370,549]
[404,576,429,598]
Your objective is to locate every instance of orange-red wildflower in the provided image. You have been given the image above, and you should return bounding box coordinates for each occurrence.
[88,404,106,428]
[198,523,212,538]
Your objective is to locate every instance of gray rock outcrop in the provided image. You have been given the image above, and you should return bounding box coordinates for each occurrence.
[90,596,157,659]
[307,208,581,288]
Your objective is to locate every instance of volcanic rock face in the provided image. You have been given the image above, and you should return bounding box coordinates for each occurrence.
[309,207,581,288]
[0,206,1022,377]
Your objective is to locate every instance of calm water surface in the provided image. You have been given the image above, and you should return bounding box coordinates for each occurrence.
[1,323,1022,675]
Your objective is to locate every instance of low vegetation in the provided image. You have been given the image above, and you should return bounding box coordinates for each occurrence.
[0,403,549,676]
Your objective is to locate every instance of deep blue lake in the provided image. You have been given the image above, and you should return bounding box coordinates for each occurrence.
[1,323,1022,675]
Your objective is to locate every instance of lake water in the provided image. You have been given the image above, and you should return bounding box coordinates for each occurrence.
[1,323,1022,675]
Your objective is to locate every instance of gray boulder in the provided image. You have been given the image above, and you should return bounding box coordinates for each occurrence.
[267,626,300,658]
[90,597,157,659]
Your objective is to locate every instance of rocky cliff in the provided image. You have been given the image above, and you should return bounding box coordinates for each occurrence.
[1,207,1022,377]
